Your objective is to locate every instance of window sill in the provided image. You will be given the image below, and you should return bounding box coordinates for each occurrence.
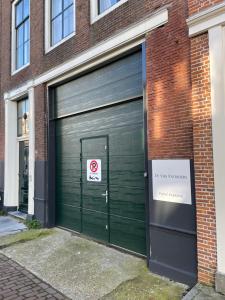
[12,63,30,76]
[91,0,129,24]
[45,31,76,54]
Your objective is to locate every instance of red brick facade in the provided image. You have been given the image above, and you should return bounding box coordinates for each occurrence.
[187,0,224,287]
[146,1,193,159]
[0,0,222,288]
[190,33,217,285]
[189,0,224,15]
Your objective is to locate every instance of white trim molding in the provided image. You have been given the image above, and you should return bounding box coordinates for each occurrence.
[4,100,19,208]
[45,0,76,53]
[209,25,225,293]
[4,6,168,100]
[187,2,225,37]
[28,88,35,215]
[90,0,128,24]
[4,89,35,216]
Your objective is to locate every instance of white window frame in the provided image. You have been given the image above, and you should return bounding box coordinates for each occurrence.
[11,0,30,75]
[90,0,128,24]
[45,0,76,53]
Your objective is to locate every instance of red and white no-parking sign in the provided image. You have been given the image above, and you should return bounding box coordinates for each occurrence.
[87,159,101,182]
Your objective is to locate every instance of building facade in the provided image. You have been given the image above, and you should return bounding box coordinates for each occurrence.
[187,0,225,293]
[0,0,224,291]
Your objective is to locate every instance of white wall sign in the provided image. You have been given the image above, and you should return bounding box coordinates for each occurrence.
[87,159,102,182]
[152,159,192,205]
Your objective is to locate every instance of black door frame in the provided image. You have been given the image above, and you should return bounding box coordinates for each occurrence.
[47,44,150,259]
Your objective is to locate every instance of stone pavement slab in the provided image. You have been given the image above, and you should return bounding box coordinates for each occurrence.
[0,217,27,237]
[183,283,225,300]
[1,229,186,300]
[0,253,68,300]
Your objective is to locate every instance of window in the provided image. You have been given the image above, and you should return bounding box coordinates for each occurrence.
[17,99,29,137]
[51,0,75,46]
[15,0,30,70]
[90,0,128,23]
[98,0,120,14]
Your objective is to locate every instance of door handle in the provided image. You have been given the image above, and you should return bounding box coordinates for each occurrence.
[101,190,108,204]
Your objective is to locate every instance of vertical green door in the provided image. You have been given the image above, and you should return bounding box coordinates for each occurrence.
[81,137,109,242]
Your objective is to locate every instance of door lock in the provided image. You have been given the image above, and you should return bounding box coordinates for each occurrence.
[101,190,108,204]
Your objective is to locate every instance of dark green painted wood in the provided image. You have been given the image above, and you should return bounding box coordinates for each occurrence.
[56,100,146,254]
[55,52,146,254]
[55,52,142,118]
[82,210,108,242]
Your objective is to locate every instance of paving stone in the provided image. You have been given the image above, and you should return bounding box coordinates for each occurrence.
[0,254,69,300]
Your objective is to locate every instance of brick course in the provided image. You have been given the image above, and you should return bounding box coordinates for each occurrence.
[146,2,193,159]
[189,0,224,15]
[190,33,217,285]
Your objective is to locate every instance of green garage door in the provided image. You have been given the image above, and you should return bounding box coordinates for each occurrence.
[55,52,146,255]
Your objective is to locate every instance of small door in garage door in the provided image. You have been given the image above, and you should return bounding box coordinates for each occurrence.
[81,136,109,242]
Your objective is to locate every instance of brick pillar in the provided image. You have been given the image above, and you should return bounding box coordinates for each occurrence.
[191,33,217,285]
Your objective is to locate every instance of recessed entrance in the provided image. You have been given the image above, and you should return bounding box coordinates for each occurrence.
[18,140,29,213]
[53,51,147,255]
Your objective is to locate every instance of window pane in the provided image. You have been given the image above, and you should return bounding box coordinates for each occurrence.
[99,0,118,14]
[17,26,24,48]
[17,99,29,137]
[63,6,74,37]
[24,41,30,65]
[52,0,62,18]
[18,118,23,136]
[51,15,63,45]
[24,20,29,42]
[18,101,24,118]
[16,1,23,26]
[25,99,29,113]
[64,0,73,9]
[17,46,24,69]
[23,0,29,18]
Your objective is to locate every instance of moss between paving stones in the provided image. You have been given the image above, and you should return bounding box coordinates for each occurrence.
[102,264,186,300]
[0,229,55,249]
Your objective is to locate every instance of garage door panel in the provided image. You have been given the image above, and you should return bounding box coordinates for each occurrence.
[56,204,81,231]
[56,182,80,207]
[55,52,142,118]
[55,52,146,255]
[110,187,145,221]
[56,101,143,138]
[110,216,146,255]
[109,155,144,188]
[82,183,107,212]
[82,210,108,242]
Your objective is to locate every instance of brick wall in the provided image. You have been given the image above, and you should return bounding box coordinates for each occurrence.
[146,2,193,159]
[191,33,217,285]
[189,0,224,15]
[35,85,47,161]
[1,0,171,93]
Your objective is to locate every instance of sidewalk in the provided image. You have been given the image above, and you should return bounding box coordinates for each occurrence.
[0,228,186,300]
[183,284,225,300]
[0,216,26,237]
[0,253,68,300]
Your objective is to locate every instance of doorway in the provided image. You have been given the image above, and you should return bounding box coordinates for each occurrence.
[18,140,29,213]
